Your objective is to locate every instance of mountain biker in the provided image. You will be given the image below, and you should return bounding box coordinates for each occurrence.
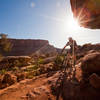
[62,37,78,66]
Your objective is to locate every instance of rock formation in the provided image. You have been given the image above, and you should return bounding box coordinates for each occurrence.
[0,73,17,89]
[1,39,57,56]
[70,0,100,29]
[0,42,100,100]
[0,56,31,70]
[76,43,100,60]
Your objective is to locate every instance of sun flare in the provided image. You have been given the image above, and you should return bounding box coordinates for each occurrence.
[63,15,81,34]
[68,18,80,30]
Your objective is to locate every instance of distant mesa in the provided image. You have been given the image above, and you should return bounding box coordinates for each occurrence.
[0,39,58,56]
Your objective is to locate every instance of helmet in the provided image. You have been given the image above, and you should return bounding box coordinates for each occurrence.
[68,37,73,41]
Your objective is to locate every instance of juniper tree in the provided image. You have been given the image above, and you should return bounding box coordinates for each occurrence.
[0,33,12,59]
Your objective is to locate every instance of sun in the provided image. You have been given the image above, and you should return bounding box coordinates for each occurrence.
[63,15,81,34]
[68,17,80,31]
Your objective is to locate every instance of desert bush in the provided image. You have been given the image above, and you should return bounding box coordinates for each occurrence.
[13,57,31,67]
[0,33,12,53]
[0,69,7,75]
[34,58,44,68]
[38,58,44,64]
[25,66,36,71]
[12,67,19,71]
[26,75,34,79]
[26,72,34,79]
[54,55,64,69]
[54,56,63,65]
[0,33,12,70]
[33,65,39,70]
[13,60,22,67]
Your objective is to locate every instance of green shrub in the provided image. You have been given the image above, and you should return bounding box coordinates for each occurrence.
[34,58,44,68]
[25,66,36,71]
[38,58,44,64]
[13,60,21,66]
[26,75,34,79]
[33,65,39,70]
[54,55,64,68]
[0,69,7,75]
[12,67,19,71]
[26,72,34,79]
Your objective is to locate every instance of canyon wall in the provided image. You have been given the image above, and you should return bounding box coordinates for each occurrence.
[3,39,57,56]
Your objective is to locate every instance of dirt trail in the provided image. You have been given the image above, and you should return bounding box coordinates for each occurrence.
[0,72,59,100]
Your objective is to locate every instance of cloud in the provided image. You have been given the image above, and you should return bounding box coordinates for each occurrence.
[40,14,64,23]
[30,2,35,8]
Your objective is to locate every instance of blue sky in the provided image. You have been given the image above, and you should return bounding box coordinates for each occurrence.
[0,0,100,48]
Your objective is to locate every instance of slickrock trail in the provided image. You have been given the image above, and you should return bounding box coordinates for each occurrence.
[0,72,59,100]
[0,51,100,100]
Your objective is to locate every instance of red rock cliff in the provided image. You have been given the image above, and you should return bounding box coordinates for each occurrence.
[3,39,57,56]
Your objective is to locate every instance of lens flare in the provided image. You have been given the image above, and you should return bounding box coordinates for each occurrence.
[63,15,81,33]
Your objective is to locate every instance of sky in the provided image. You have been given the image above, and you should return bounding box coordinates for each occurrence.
[0,0,100,48]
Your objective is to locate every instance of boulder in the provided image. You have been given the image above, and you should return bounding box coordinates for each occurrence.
[16,73,26,82]
[2,73,17,85]
[70,0,100,29]
[42,56,56,64]
[0,73,17,89]
[78,52,100,93]
[0,56,31,69]
[81,52,100,74]
[89,73,100,89]
[36,63,54,75]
